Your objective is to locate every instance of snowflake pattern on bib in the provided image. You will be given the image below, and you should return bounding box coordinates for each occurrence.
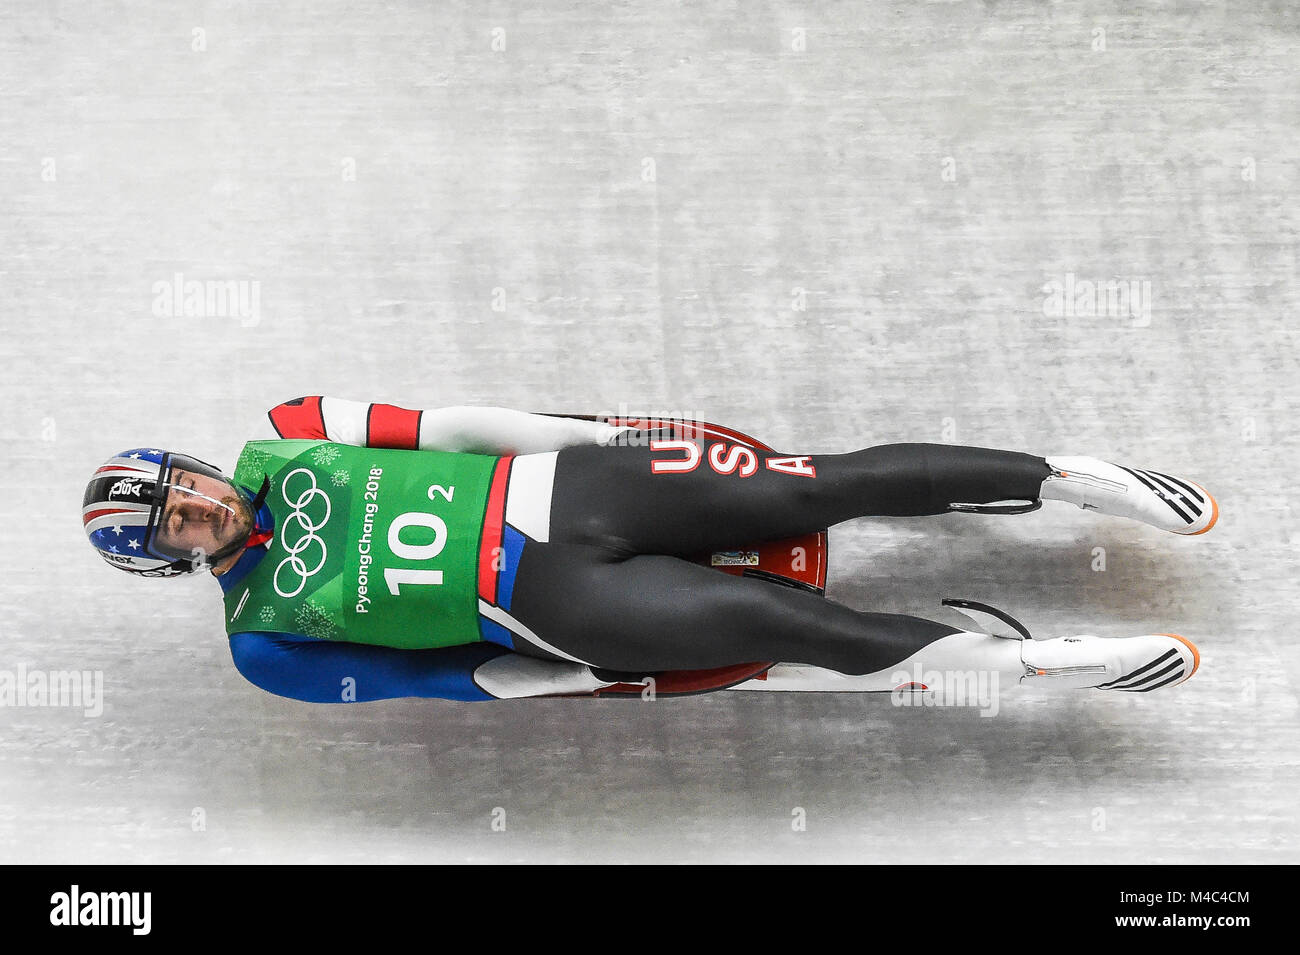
[234,447,272,489]
[294,598,338,641]
[310,444,341,468]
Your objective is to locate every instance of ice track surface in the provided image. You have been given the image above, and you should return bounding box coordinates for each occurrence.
[1,1,1296,863]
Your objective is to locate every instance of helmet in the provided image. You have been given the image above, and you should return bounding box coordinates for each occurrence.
[82,448,261,577]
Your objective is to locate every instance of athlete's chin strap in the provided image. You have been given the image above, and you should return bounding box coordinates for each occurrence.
[240,475,274,551]
[249,474,270,512]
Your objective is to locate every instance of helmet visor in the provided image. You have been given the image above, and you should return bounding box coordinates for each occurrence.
[145,453,254,566]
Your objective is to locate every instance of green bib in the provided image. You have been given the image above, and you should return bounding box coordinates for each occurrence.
[223,440,497,649]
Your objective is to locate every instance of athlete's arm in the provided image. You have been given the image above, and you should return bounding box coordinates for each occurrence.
[254,395,631,454]
[228,631,618,702]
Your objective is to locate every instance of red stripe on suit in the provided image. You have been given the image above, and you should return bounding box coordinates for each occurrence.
[366,403,422,449]
[477,456,514,604]
[268,396,327,440]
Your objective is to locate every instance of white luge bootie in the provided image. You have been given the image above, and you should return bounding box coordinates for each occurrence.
[1039,456,1218,535]
[1021,632,1200,691]
[943,599,1201,692]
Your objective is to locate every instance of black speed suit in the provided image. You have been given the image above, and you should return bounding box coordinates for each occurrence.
[503,439,1051,675]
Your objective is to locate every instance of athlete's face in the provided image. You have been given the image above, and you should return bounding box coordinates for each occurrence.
[153,468,254,569]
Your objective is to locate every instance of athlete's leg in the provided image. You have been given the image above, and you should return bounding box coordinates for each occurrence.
[549,440,1050,555]
[503,538,965,674]
[498,540,1199,692]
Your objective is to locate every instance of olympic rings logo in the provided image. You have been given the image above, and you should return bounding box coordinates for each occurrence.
[273,467,332,598]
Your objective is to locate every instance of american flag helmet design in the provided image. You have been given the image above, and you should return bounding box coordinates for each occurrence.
[82,448,242,577]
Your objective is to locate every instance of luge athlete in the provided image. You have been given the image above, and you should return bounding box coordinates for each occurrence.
[82,396,1216,702]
